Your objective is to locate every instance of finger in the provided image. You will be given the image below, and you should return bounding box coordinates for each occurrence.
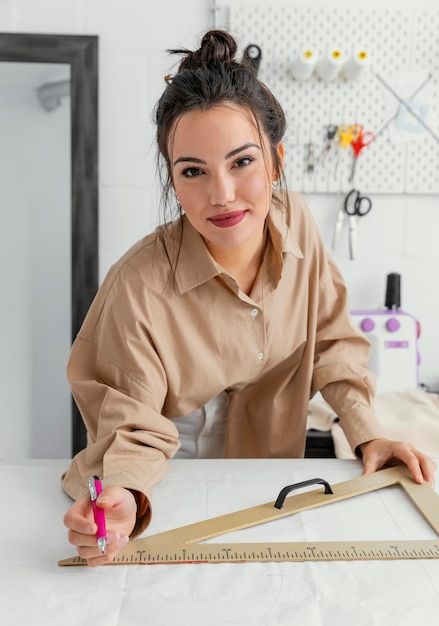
[78,533,129,567]
[361,445,387,475]
[64,510,96,536]
[365,441,430,485]
[63,496,95,532]
[67,527,98,548]
[401,452,424,485]
[389,442,434,485]
[96,486,126,509]
[362,457,379,476]
[418,455,437,488]
[360,439,437,490]
[97,486,137,519]
[371,441,423,483]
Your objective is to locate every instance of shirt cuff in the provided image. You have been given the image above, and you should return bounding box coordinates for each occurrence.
[127,489,152,538]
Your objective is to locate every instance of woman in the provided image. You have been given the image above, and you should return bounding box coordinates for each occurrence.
[63,30,436,566]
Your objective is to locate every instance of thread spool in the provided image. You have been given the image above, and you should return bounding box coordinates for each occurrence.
[385,272,401,310]
[315,48,345,82]
[290,48,318,81]
[342,49,370,81]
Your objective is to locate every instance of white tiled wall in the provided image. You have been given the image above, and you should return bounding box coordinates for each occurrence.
[2,0,438,393]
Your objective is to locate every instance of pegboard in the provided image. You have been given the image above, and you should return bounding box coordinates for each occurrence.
[225,4,439,194]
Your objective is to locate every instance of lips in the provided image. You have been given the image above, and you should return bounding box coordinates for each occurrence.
[208,210,247,228]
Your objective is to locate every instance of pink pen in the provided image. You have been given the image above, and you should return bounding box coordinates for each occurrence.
[88,476,107,554]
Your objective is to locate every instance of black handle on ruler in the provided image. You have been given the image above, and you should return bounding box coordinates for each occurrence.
[274,478,333,509]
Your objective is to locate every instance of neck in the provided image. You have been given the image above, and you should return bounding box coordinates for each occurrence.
[206,227,267,295]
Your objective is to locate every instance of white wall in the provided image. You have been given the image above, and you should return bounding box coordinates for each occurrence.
[1,0,438,457]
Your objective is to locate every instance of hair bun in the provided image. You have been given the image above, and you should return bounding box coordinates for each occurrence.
[172,29,238,72]
[199,30,237,63]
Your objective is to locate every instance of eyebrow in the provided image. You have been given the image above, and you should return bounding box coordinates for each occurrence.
[172,142,261,166]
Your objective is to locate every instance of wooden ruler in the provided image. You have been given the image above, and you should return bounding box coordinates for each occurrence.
[58,465,439,566]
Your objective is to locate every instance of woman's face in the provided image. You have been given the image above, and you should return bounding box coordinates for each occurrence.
[169,103,279,256]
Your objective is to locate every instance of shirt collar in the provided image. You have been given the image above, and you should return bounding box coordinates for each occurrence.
[165,216,221,295]
[170,194,303,295]
[267,192,304,260]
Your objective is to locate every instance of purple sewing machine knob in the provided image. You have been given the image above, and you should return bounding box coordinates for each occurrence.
[360,318,375,332]
[386,317,400,332]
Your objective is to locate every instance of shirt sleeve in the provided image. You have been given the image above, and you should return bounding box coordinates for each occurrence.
[61,262,180,537]
[307,218,386,455]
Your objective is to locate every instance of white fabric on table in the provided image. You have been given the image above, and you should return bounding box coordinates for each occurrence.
[308,388,439,459]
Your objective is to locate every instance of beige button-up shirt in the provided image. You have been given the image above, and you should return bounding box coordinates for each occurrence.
[62,191,385,534]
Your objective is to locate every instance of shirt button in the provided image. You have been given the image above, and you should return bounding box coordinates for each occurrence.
[250,308,259,317]
[257,351,264,360]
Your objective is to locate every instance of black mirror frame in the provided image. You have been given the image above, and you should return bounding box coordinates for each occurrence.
[0,33,98,456]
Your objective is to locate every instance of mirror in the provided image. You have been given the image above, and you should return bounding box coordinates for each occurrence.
[0,33,98,458]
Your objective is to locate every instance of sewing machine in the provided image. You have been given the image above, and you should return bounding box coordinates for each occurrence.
[350,309,420,394]
[305,308,421,457]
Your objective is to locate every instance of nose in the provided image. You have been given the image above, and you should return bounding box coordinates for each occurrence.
[209,172,235,207]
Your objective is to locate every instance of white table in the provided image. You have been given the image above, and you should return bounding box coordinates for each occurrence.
[1,458,439,625]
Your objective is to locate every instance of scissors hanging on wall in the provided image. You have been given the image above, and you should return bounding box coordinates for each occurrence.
[349,125,375,183]
[318,124,339,164]
[332,188,373,260]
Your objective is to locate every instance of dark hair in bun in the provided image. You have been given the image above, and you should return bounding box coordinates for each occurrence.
[172,30,239,70]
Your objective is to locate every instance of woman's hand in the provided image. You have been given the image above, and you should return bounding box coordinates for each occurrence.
[64,486,137,566]
[359,438,437,487]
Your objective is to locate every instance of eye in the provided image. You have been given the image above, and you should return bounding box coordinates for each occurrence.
[181,167,204,178]
[233,155,255,168]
